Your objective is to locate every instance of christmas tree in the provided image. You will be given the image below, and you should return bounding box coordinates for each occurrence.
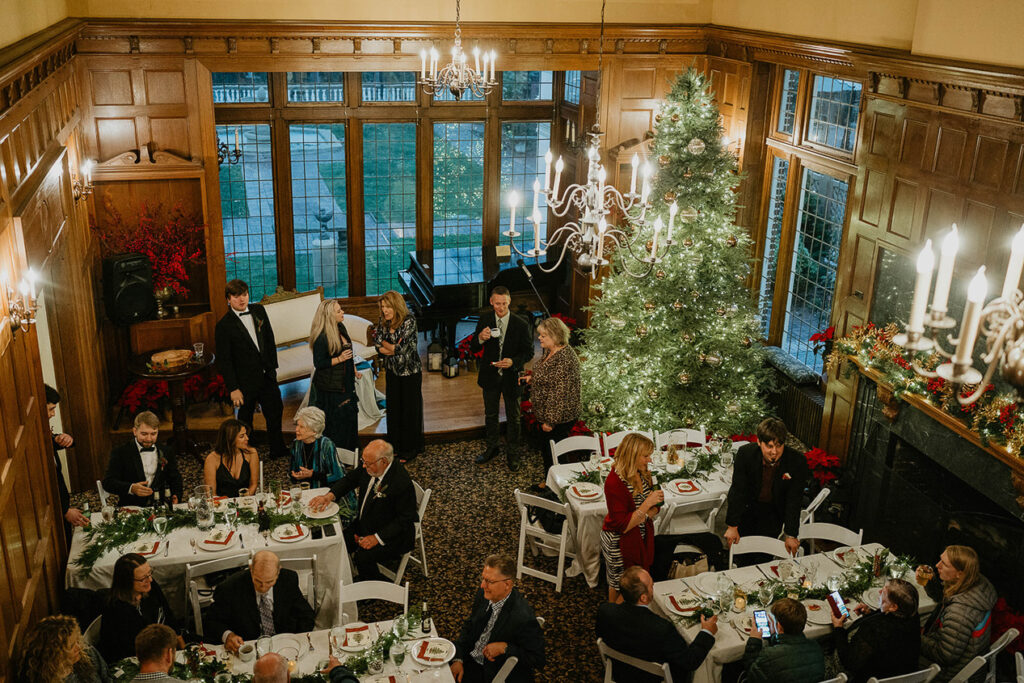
[580,69,769,435]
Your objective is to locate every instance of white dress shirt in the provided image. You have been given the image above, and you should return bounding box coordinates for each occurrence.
[360,460,393,545]
[234,307,260,349]
[137,440,158,484]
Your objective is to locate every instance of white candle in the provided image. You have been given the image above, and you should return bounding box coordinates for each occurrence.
[473,46,480,73]
[908,239,934,333]
[82,160,93,183]
[1002,225,1024,300]
[507,191,519,232]
[532,179,540,213]
[234,128,240,151]
[954,267,988,365]
[629,153,639,195]
[650,217,663,259]
[543,150,552,192]
[430,48,438,77]
[532,210,541,252]
[420,50,427,79]
[490,50,496,81]
[27,268,36,300]
[259,461,264,493]
[553,157,564,197]
[932,225,959,313]
[667,202,678,242]
[596,218,607,262]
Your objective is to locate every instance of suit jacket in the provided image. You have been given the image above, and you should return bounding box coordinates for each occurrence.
[328,460,417,552]
[724,442,809,537]
[214,304,279,395]
[103,441,183,507]
[454,588,545,683]
[469,311,534,390]
[596,602,715,683]
[204,568,314,641]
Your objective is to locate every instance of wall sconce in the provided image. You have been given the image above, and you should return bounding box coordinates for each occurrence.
[73,159,94,202]
[217,127,242,166]
[4,268,38,332]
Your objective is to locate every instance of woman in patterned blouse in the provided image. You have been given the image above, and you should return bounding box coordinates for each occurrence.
[521,316,581,491]
[372,291,424,462]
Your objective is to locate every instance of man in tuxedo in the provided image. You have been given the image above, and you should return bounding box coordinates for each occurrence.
[309,439,417,582]
[45,384,89,544]
[469,286,534,471]
[215,278,287,459]
[724,417,810,557]
[596,566,717,683]
[103,411,183,507]
[205,550,315,653]
[450,554,545,683]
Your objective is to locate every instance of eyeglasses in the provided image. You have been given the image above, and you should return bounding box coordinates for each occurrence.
[361,456,383,468]
[134,572,153,582]
[481,576,512,586]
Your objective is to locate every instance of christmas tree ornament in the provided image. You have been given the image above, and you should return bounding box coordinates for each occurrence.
[590,402,605,414]
[655,269,667,280]
[658,154,672,168]
[683,238,693,248]
[673,300,683,311]
[716,307,727,317]
[681,207,698,221]
[644,300,656,312]
[677,372,691,385]
[671,113,680,123]
[687,137,706,155]
[635,324,649,338]
[726,235,738,247]
[698,353,707,364]
[742,336,753,348]
[706,352,723,367]
[647,388,660,399]
[609,316,626,328]
[726,403,741,414]
[691,289,700,300]
[681,332,693,343]
[663,190,677,203]
[654,112,662,124]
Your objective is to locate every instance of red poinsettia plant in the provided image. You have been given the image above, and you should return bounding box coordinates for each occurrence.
[184,373,230,403]
[804,447,841,487]
[810,325,835,357]
[94,198,205,296]
[117,379,169,413]
[456,333,485,361]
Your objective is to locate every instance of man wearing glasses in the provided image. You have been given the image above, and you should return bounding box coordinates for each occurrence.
[310,439,417,582]
[450,554,545,683]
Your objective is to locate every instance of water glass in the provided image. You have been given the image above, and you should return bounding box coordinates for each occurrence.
[193,342,205,360]
[101,505,115,524]
[757,583,773,607]
[257,637,273,658]
[392,614,408,640]
[406,610,421,636]
[721,449,734,469]
[152,516,168,535]
[389,641,406,667]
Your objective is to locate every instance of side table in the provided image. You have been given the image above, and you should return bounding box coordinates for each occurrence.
[128,351,215,459]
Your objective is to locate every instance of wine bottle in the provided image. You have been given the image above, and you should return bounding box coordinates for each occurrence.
[257,499,271,533]
[421,601,432,635]
[152,487,162,508]
[164,485,173,512]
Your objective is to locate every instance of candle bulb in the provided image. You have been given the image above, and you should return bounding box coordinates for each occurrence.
[596,218,607,262]
[667,202,678,242]
[543,150,552,192]
[82,160,93,184]
[490,50,495,81]
[473,46,480,73]
[234,128,240,151]
[908,240,935,333]
[1002,225,1024,300]
[420,50,427,79]
[532,210,541,253]
[507,191,519,232]
[932,225,959,313]
[27,267,36,300]
[552,156,564,198]
[650,217,663,259]
[532,179,540,213]
[954,267,988,366]
[629,153,639,195]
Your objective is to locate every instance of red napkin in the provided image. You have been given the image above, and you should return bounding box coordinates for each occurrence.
[417,640,447,663]
[674,480,699,493]
[344,624,368,646]
[668,595,696,613]
[203,530,235,546]
[686,441,704,448]
[571,486,599,498]
[137,541,160,556]
[279,525,305,541]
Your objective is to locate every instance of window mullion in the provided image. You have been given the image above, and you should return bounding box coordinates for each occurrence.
[768,155,802,346]
[271,111,296,291]
[348,120,366,297]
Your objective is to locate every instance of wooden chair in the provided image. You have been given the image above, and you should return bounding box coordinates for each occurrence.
[601,431,654,458]
[728,535,791,569]
[549,435,601,466]
[338,580,409,624]
[378,480,431,583]
[949,626,1019,683]
[185,552,250,636]
[866,663,941,683]
[514,488,575,592]
[597,637,673,682]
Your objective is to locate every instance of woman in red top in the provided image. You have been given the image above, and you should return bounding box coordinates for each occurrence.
[600,432,664,602]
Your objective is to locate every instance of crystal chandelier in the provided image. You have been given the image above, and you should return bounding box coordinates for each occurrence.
[895,223,1024,405]
[419,0,497,101]
[502,0,676,278]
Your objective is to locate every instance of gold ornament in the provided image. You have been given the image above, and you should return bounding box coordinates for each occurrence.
[691,289,700,300]
[716,307,727,317]
[609,316,626,328]
[643,300,656,312]
[706,352,723,367]
[683,238,693,248]
[726,403,741,414]
[687,138,706,155]
[680,207,699,221]
[677,372,691,385]
[742,336,753,348]
[726,235,738,248]
[663,190,677,203]
[654,112,662,124]
[673,300,683,311]
[698,353,707,364]
[635,324,649,338]
[655,269,667,280]
[647,388,660,399]
[590,402,606,414]
[681,332,693,343]
[671,113,680,123]
[658,154,672,168]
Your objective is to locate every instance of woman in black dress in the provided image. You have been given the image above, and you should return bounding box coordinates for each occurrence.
[203,418,259,497]
[98,553,183,663]
[372,290,424,463]
[308,298,360,450]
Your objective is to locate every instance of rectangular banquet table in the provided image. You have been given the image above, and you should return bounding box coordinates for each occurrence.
[66,488,355,630]
[650,543,938,683]
[546,460,732,587]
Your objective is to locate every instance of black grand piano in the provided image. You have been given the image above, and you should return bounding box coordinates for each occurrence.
[399,249,565,352]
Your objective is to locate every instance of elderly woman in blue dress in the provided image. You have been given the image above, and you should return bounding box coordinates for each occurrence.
[289,406,346,489]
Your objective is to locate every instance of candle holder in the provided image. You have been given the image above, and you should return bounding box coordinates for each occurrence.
[893,329,934,352]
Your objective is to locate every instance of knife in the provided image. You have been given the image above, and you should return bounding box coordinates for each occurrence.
[240,532,246,550]
[163,540,170,557]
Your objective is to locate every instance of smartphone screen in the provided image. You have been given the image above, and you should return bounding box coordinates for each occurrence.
[827,590,850,619]
[753,609,772,638]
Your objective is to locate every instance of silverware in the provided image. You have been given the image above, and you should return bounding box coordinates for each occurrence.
[164,540,170,557]
[306,633,314,653]
[240,533,245,550]
[190,538,197,555]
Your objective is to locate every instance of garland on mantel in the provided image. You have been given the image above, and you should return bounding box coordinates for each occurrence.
[826,322,1024,456]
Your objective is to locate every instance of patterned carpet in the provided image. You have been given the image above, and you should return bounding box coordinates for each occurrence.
[73,437,607,682]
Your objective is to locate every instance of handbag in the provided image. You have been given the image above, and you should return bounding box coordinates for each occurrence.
[669,554,710,579]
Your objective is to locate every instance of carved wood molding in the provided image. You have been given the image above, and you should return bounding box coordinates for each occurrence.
[94,143,202,177]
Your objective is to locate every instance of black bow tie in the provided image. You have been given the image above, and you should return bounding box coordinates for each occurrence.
[140,447,156,453]
[239,310,251,316]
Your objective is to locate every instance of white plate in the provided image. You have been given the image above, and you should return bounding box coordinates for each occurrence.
[270,633,308,660]
[692,572,725,597]
[663,593,701,616]
[832,546,861,567]
[271,523,309,543]
[410,638,456,667]
[132,540,161,557]
[667,479,701,496]
[566,481,603,502]
[804,599,831,625]
[305,502,339,519]
[199,529,239,552]
[337,622,374,652]
[861,586,883,609]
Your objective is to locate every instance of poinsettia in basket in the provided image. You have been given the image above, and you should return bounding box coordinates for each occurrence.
[117,379,169,414]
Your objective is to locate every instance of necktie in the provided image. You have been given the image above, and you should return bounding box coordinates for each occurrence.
[471,604,498,664]
[239,310,251,316]
[497,316,507,375]
[259,592,274,637]
[140,447,156,453]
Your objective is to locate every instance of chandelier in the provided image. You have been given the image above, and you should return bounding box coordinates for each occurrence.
[419,0,497,101]
[895,223,1024,405]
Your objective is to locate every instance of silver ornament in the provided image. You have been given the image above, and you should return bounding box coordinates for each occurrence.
[687,138,706,155]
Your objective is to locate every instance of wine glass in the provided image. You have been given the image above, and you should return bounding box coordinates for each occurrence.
[329,627,344,658]
[152,516,168,536]
[392,614,409,640]
[406,610,421,637]
[389,641,406,667]
[826,574,841,592]
[257,637,273,658]
[261,529,271,546]
[757,582,773,608]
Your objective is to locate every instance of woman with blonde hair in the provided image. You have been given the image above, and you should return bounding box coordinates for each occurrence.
[600,432,664,601]
[371,290,423,463]
[308,298,360,450]
[18,615,109,683]
[917,545,997,682]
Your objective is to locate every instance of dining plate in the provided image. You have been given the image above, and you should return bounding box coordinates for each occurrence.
[271,523,309,543]
[832,546,861,567]
[199,529,238,552]
[861,586,883,609]
[132,540,161,557]
[566,482,603,501]
[736,611,755,634]
[270,633,308,660]
[305,502,339,520]
[410,638,456,666]
[668,479,701,496]
[804,599,831,625]
[692,572,725,597]
[663,593,701,615]
[338,622,374,652]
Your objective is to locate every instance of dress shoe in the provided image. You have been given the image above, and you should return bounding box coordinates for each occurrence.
[475,448,499,465]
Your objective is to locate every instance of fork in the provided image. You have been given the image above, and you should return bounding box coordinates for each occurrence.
[306,633,314,654]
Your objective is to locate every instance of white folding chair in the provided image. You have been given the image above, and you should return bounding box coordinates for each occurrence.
[728,535,791,569]
[800,487,831,525]
[867,663,941,683]
[950,626,1019,683]
[338,580,409,624]
[655,427,707,450]
[514,488,575,592]
[96,480,110,507]
[378,481,431,584]
[336,447,359,470]
[601,430,654,457]
[185,552,251,637]
[493,656,519,683]
[655,494,727,536]
[597,637,673,683]
[549,435,601,466]
[820,675,848,683]
[1016,650,1023,683]
[797,522,863,554]
[83,615,102,647]
[277,554,317,611]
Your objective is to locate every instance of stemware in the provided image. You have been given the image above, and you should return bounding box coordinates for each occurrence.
[393,614,409,640]
[257,637,273,658]
[101,505,115,524]
[389,641,406,667]
[261,529,271,546]
[152,516,168,535]
[190,538,197,555]
[329,627,344,658]
[826,574,841,592]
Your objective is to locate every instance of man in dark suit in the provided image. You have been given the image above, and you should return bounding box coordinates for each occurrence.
[450,554,545,683]
[469,286,534,471]
[45,384,89,544]
[215,278,287,459]
[205,550,315,653]
[103,410,183,507]
[597,566,717,683]
[309,439,417,582]
[724,417,810,557]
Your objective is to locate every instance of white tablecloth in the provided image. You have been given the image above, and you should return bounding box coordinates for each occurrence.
[650,543,938,683]
[66,489,355,630]
[546,462,731,587]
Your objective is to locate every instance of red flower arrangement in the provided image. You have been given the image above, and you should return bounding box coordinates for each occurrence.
[117,379,169,413]
[810,325,835,357]
[730,433,758,443]
[804,447,841,487]
[551,312,578,329]
[456,333,484,361]
[94,199,206,296]
[184,373,230,403]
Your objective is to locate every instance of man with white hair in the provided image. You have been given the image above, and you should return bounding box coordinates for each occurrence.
[253,653,359,683]
[289,406,345,489]
[310,439,417,581]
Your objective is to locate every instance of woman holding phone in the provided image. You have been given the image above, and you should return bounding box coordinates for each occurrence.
[372,291,424,463]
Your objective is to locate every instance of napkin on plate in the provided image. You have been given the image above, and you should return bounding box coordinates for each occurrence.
[279,525,305,540]
[136,541,160,556]
[204,530,235,546]
[668,595,697,613]
[417,640,448,662]
[344,624,369,646]
[571,486,600,499]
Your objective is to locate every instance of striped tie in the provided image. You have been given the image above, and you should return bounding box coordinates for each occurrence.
[259,592,274,637]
